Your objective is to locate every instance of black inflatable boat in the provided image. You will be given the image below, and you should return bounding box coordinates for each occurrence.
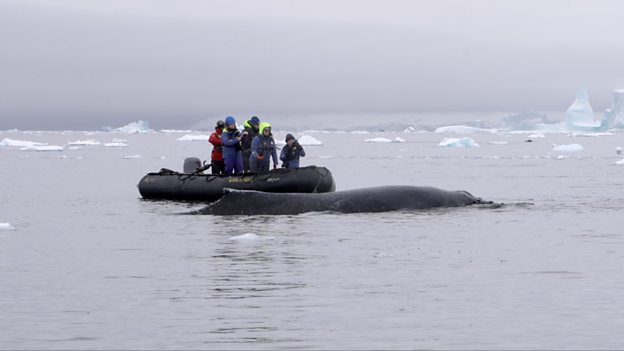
[138,160,336,202]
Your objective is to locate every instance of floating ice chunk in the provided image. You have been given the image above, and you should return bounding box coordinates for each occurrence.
[67,140,101,146]
[556,155,568,160]
[435,125,497,134]
[614,159,624,165]
[528,132,545,139]
[19,145,63,151]
[616,146,622,155]
[1,138,46,148]
[488,141,508,145]
[298,135,323,146]
[177,134,210,141]
[67,146,82,150]
[365,137,393,143]
[112,120,151,134]
[350,130,370,134]
[161,129,192,133]
[393,137,406,143]
[403,126,417,133]
[553,143,584,152]
[568,132,614,137]
[229,233,275,241]
[103,142,128,147]
[57,155,68,159]
[439,137,480,148]
[0,223,15,231]
[123,155,142,159]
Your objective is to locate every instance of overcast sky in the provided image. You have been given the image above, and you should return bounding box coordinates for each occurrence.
[1,0,624,129]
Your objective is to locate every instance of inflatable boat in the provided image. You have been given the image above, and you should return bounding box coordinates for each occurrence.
[137,159,335,201]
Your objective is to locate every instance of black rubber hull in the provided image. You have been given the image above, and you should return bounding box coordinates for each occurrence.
[138,166,335,201]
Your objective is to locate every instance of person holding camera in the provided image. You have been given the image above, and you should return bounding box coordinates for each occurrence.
[220,116,244,175]
[250,122,278,173]
[240,116,261,172]
[280,134,306,169]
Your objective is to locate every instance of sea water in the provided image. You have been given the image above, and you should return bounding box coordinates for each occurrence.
[1,125,624,349]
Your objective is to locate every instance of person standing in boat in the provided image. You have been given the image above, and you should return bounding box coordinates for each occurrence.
[208,120,225,174]
[250,122,278,173]
[280,133,305,169]
[240,116,261,172]
[221,116,244,175]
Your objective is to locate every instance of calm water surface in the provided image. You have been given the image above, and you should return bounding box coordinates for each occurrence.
[1,128,623,349]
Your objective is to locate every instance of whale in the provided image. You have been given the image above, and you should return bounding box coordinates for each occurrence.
[193,185,492,215]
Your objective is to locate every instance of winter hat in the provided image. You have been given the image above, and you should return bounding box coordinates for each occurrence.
[224,116,236,126]
[216,120,225,128]
[250,116,260,125]
[285,133,295,142]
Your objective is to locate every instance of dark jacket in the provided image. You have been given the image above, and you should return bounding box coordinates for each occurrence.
[240,120,259,154]
[280,142,305,169]
[251,134,278,170]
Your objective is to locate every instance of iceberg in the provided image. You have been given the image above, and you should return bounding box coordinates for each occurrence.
[0,223,15,231]
[501,110,550,130]
[111,120,151,134]
[19,145,64,151]
[177,134,210,141]
[1,138,47,148]
[488,141,508,145]
[564,89,611,132]
[438,137,479,148]
[298,135,323,146]
[615,159,624,165]
[435,125,497,134]
[365,137,392,143]
[553,143,583,152]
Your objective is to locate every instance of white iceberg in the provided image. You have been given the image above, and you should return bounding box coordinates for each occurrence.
[161,129,192,133]
[403,126,417,133]
[435,125,497,134]
[1,138,47,148]
[177,134,210,141]
[553,143,584,152]
[439,137,480,148]
[67,140,101,146]
[393,137,406,143]
[365,137,393,143]
[564,89,612,132]
[488,141,508,145]
[112,120,151,134]
[614,159,624,165]
[298,135,323,146]
[19,145,64,152]
[0,223,15,231]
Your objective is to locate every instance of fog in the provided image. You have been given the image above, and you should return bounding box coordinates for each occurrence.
[1,0,624,130]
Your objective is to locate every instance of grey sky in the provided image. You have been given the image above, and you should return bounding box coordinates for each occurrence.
[1,0,624,129]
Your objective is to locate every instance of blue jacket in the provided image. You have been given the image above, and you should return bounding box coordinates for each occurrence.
[251,134,278,168]
[220,128,242,159]
[280,143,305,169]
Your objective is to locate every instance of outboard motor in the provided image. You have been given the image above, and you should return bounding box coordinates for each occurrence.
[183,157,202,174]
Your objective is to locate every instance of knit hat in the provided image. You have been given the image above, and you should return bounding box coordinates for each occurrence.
[285,133,295,142]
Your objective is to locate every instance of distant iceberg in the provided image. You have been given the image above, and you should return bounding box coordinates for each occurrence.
[1,138,47,148]
[435,125,497,134]
[564,89,612,132]
[553,143,583,152]
[439,137,479,148]
[19,145,63,151]
[177,134,210,141]
[365,137,405,143]
[501,110,551,130]
[615,159,624,165]
[110,120,152,134]
[298,135,323,146]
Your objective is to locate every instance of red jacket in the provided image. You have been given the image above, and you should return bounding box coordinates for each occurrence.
[209,128,223,161]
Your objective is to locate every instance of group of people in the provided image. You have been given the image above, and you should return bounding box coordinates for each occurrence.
[208,116,306,175]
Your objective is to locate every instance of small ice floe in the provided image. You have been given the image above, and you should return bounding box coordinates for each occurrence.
[569,132,614,137]
[403,126,417,133]
[435,125,497,134]
[19,145,64,152]
[350,130,370,134]
[229,233,275,241]
[177,134,210,141]
[67,146,82,150]
[528,132,546,139]
[123,154,142,159]
[161,129,192,133]
[298,135,323,146]
[67,140,101,146]
[0,223,15,231]
[57,155,68,159]
[553,143,584,152]
[1,138,46,148]
[488,141,509,145]
[111,120,151,134]
[616,146,622,155]
[104,139,128,147]
[615,159,624,165]
[556,155,568,160]
[439,137,480,148]
[365,137,405,143]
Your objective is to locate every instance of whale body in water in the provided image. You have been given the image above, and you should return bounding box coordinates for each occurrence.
[193,185,491,216]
